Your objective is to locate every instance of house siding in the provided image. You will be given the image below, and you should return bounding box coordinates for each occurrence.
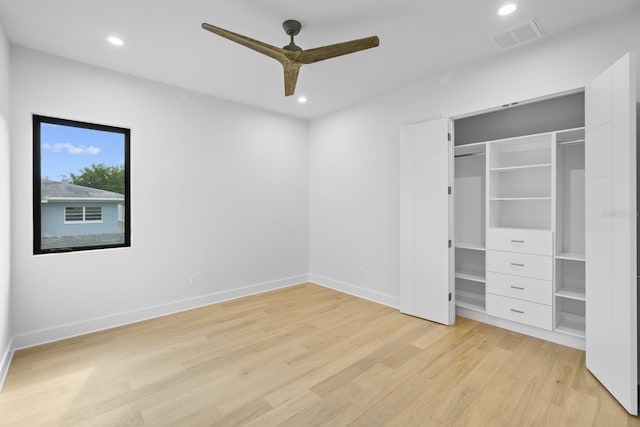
[41,201,120,236]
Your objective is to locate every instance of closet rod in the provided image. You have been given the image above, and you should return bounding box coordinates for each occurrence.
[454,152,486,158]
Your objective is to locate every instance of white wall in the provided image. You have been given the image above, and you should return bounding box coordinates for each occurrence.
[0,19,12,383]
[10,47,309,348]
[308,8,640,304]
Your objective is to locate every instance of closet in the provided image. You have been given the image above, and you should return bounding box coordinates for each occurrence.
[399,53,637,414]
[453,101,585,338]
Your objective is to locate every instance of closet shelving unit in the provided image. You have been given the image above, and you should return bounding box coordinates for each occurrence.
[454,127,586,336]
[484,133,554,331]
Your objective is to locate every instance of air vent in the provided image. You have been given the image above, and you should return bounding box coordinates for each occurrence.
[490,18,544,50]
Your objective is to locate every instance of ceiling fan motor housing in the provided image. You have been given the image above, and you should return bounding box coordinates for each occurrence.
[282,20,302,36]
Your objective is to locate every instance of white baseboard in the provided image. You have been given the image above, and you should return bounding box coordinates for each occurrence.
[10,274,308,352]
[309,274,400,309]
[0,337,13,392]
[456,307,586,351]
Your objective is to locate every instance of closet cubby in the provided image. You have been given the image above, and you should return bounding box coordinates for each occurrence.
[488,198,552,230]
[455,248,486,312]
[455,248,485,283]
[489,167,552,199]
[456,279,486,312]
[555,297,586,338]
[555,259,585,301]
[488,133,552,169]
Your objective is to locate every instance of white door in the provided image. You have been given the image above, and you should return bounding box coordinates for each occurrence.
[585,52,637,415]
[399,118,454,325]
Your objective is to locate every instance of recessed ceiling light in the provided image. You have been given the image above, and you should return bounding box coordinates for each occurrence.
[297,96,307,104]
[107,36,124,46]
[498,4,517,16]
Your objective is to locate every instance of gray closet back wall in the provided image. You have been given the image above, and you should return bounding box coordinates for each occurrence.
[454,92,585,146]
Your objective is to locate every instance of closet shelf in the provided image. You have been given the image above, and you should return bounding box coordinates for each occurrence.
[489,197,552,201]
[489,163,552,172]
[556,252,585,261]
[455,242,485,251]
[455,270,485,283]
[488,226,552,233]
[556,288,586,301]
[488,226,549,232]
[455,290,486,313]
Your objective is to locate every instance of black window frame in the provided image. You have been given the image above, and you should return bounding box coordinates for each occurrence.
[33,115,131,254]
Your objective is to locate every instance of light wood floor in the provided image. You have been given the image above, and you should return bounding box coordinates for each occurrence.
[1,283,639,426]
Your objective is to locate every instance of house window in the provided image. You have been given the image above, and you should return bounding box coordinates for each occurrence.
[64,206,103,223]
[33,115,131,254]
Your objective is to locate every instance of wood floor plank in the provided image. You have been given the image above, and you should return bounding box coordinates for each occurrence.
[0,283,638,426]
[277,382,363,427]
[243,391,322,427]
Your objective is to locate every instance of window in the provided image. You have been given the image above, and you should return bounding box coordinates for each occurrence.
[33,115,130,254]
[64,206,103,223]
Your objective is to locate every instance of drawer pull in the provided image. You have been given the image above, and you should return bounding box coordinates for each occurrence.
[511,240,525,243]
[510,263,525,267]
[510,286,524,290]
[510,309,525,314]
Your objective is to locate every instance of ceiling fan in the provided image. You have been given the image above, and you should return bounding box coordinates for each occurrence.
[201,20,379,97]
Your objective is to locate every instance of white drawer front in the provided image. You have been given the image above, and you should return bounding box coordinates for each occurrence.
[486,272,552,305]
[487,228,552,256]
[486,250,552,281]
[486,294,552,330]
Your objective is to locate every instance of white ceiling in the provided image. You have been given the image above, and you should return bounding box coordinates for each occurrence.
[0,0,638,118]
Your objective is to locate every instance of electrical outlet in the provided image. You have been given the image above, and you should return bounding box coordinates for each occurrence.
[190,275,198,286]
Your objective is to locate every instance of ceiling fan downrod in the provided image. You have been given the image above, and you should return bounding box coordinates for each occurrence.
[282,19,303,52]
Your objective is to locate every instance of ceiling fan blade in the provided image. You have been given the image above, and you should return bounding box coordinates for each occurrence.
[202,23,288,63]
[283,64,302,96]
[297,36,379,64]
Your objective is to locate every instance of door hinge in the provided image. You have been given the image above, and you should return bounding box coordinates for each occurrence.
[448,240,452,248]
[449,292,452,302]
[448,186,452,195]
[447,132,451,142]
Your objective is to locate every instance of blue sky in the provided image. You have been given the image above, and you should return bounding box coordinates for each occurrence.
[40,123,125,181]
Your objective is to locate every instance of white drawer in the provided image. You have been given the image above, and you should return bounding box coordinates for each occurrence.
[487,228,552,256]
[486,272,552,305]
[486,250,552,281]
[486,294,552,330]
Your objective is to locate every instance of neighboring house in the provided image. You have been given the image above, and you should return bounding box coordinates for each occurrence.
[40,179,124,237]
